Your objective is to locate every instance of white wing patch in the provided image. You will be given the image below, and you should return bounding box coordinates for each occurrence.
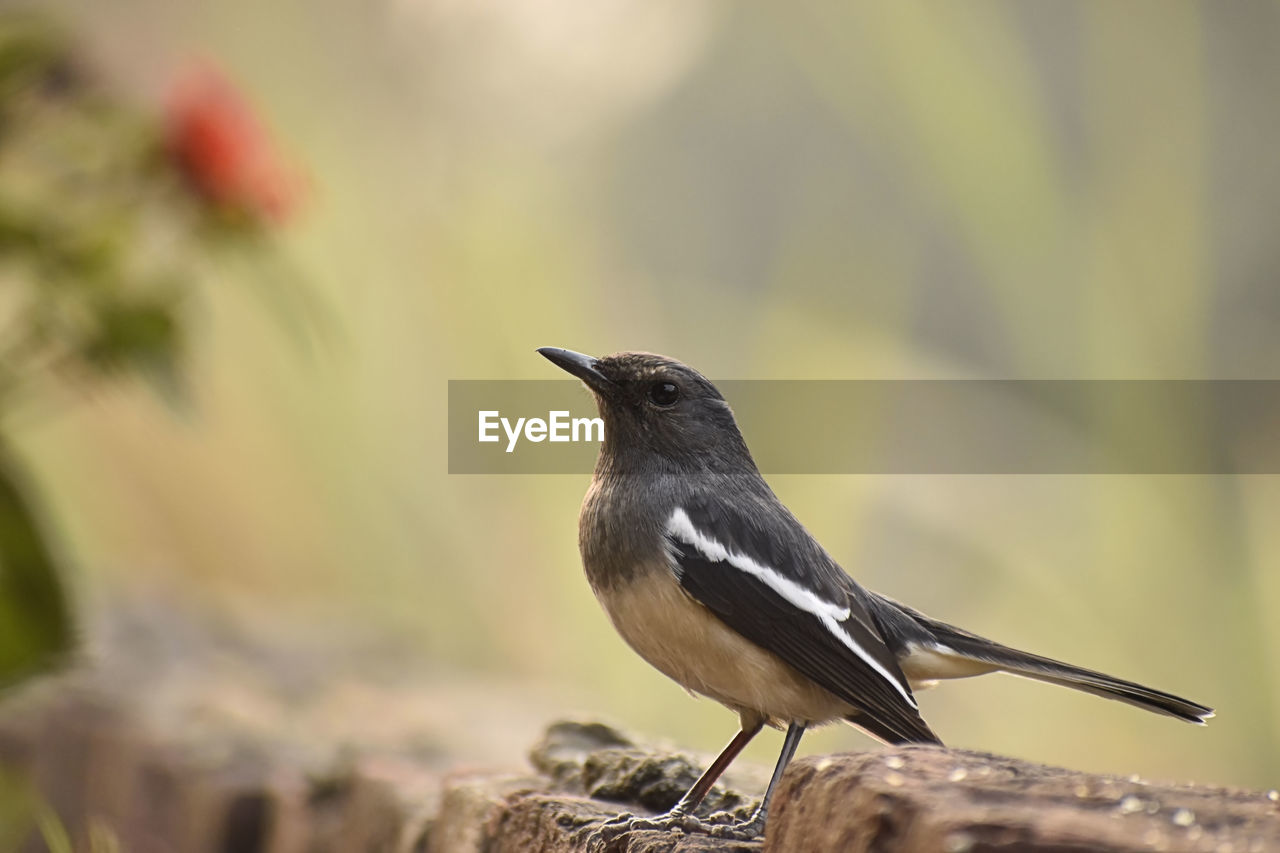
[665,507,917,708]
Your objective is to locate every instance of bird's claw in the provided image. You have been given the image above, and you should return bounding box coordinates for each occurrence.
[575,807,765,850]
[704,811,765,839]
[576,809,710,850]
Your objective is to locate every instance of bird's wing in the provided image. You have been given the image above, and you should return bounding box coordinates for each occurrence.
[664,497,939,744]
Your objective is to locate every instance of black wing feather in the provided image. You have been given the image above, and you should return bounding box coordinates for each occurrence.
[668,499,940,745]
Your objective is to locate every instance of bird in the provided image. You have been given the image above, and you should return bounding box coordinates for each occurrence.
[537,347,1213,843]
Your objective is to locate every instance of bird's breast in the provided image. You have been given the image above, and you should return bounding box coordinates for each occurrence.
[593,560,853,726]
[577,475,663,592]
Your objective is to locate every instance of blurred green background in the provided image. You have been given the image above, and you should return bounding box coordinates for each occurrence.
[4,0,1278,794]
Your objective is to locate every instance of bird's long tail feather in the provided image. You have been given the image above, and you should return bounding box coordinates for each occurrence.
[913,617,1214,724]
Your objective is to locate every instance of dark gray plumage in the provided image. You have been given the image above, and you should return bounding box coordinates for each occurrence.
[538,347,1212,844]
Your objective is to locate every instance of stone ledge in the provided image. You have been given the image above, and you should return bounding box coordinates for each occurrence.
[2,681,1277,853]
[429,722,1280,853]
[767,747,1280,853]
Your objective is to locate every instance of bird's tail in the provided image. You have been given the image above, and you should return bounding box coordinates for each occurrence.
[910,614,1214,724]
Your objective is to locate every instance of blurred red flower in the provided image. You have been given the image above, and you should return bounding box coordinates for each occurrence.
[165,64,303,223]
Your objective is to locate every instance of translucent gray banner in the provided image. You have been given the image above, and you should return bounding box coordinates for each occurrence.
[448,380,1280,474]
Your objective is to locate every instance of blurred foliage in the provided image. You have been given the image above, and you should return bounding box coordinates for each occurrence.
[0,11,298,688]
[0,16,177,398]
[0,443,69,687]
[0,763,119,853]
[0,14,294,406]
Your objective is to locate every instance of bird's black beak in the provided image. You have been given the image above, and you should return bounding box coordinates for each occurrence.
[537,347,614,397]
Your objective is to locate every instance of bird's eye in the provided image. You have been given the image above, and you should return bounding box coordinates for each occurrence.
[647,380,680,407]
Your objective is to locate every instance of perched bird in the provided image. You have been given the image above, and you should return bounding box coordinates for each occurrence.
[538,347,1212,842]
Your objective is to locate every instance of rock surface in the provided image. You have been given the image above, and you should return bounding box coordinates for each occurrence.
[767,747,1280,853]
[429,722,1280,853]
[2,681,1278,853]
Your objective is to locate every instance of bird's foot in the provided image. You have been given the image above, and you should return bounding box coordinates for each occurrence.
[576,807,764,850]
[576,808,707,847]
[701,810,765,839]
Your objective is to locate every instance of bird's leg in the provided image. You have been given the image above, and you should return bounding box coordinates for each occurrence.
[579,720,764,847]
[669,718,765,817]
[704,722,806,839]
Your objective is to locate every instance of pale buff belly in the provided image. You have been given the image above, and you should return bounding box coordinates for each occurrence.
[596,565,853,726]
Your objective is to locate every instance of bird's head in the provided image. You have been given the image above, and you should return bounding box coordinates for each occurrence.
[537,347,753,473]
